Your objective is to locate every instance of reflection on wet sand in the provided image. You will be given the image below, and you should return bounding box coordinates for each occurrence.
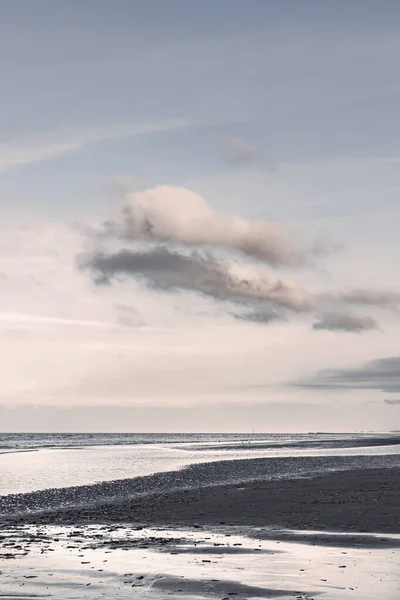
[1,524,399,600]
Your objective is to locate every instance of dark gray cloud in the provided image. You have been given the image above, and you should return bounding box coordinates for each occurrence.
[384,398,400,405]
[296,356,400,393]
[312,311,378,333]
[217,136,274,170]
[233,305,283,324]
[81,247,388,332]
[340,289,400,309]
[82,246,313,314]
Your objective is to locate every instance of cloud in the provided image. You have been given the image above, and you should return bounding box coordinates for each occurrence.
[81,185,397,332]
[296,356,400,393]
[0,312,114,329]
[340,289,400,310]
[83,246,314,314]
[0,118,188,172]
[383,398,400,405]
[217,136,274,170]
[233,305,282,324]
[100,185,311,267]
[312,311,378,333]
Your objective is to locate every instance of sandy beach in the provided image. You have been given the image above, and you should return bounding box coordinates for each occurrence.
[4,521,399,600]
[1,464,399,600]
[61,466,400,535]
[1,444,399,599]
[2,453,399,532]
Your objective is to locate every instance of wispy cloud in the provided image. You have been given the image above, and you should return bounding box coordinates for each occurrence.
[312,311,378,333]
[0,118,188,173]
[340,289,400,310]
[0,312,115,329]
[217,136,275,170]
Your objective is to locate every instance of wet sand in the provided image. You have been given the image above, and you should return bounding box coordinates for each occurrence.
[135,467,400,534]
[1,523,399,599]
[3,465,399,537]
[1,460,399,599]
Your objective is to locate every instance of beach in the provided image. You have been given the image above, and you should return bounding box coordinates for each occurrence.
[1,433,399,599]
[28,466,398,535]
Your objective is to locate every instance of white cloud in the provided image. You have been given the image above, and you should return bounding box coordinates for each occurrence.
[100,185,315,266]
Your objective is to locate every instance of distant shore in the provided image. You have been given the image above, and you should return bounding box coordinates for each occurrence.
[181,435,400,452]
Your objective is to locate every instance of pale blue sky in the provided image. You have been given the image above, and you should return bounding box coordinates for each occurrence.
[2,0,400,218]
[1,1,400,431]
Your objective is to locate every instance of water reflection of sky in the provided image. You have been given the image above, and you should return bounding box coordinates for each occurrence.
[1,524,399,600]
[0,440,399,496]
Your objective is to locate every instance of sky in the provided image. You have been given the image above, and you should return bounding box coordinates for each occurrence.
[1,0,400,432]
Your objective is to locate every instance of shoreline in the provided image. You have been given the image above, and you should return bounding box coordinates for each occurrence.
[2,458,399,536]
[25,467,400,535]
[181,435,400,452]
[1,460,399,599]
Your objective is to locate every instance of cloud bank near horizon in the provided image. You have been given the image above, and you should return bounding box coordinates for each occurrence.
[384,398,400,406]
[295,356,400,395]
